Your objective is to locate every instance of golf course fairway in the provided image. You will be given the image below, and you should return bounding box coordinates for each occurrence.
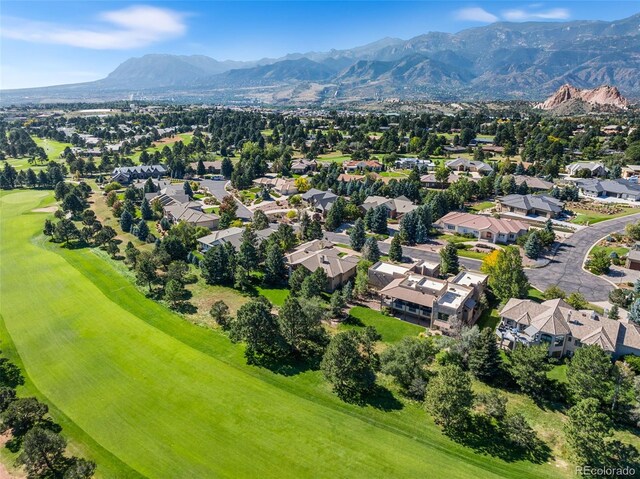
[0,190,564,479]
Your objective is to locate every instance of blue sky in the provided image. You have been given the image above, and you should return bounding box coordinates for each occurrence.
[2,1,639,89]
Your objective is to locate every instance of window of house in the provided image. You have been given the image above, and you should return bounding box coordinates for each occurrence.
[554,336,564,347]
[540,334,552,343]
[437,312,450,322]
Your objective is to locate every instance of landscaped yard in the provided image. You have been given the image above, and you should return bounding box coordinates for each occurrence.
[569,206,640,225]
[589,245,630,258]
[316,152,351,164]
[340,306,425,344]
[468,201,494,213]
[4,189,632,479]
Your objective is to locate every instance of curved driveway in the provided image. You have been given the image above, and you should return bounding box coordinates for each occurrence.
[527,213,640,301]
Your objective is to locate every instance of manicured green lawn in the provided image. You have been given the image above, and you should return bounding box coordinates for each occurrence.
[570,207,640,225]
[477,308,501,330]
[32,136,73,160]
[0,190,579,479]
[468,201,494,212]
[316,152,351,164]
[527,288,546,302]
[4,157,53,171]
[255,285,290,306]
[458,247,489,260]
[340,307,425,344]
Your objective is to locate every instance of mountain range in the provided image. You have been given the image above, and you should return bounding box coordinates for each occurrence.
[3,13,640,105]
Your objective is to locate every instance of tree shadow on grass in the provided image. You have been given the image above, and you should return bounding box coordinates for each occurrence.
[448,415,551,464]
[251,355,319,377]
[171,301,198,315]
[362,385,403,412]
[342,314,364,327]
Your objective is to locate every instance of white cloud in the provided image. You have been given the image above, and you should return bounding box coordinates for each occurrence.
[455,7,499,23]
[502,8,570,21]
[1,5,187,50]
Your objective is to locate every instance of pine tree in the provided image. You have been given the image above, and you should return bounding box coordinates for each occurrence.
[628,298,640,324]
[136,219,149,241]
[468,328,501,382]
[608,304,619,320]
[183,181,194,198]
[440,242,459,276]
[415,218,428,244]
[119,209,133,233]
[196,159,206,176]
[349,218,366,252]
[140,198,153,220]
[524,231,542,259]
[388,235,403,262]
[238,227,259,271]
[264,242,287,284]
[362,237,381,263]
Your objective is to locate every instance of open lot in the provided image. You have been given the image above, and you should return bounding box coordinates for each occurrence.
[0,189,575,479]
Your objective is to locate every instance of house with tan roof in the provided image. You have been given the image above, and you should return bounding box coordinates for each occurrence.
[377,270,488,332]
[343,159,383,172]
[445,158,493,174]
[435,211,528,244]
[164,203,220,230]
[253,177,298,195]
[361,195,418,219]
[512,175,554,192]
[285,240,359,292]
[497,298,640,358]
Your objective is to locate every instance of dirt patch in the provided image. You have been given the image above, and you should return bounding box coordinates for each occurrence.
[31,206,57,213]
[154,135,183,145]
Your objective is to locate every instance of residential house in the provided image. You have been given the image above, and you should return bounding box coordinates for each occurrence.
[394,158,435,170]
[497,298,640,358]
[435,211,528,244]
[443,146,467,154]
[164,203,220,230]
[285,240,359,291]
[445,158,493,174]
[575,178,640,202]
[378,271,487,331]
[197,225,280,252]
[337,173,366,183]
[512,175,554,192]
[290,159,317,174]
[368,260,441,290]
[301,188,338,215]
[566,162,607,177]
[621,165,640,179]
[145,184,190,207]
[189,161,222,174]
[253,177,298,196]
[111,165,167,184]
[496,194,564,219]
[420,172,462,188]
[343,160,383,172]
[361,195,418,219]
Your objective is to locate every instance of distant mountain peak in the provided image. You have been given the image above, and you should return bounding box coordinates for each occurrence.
[537,84,630,110]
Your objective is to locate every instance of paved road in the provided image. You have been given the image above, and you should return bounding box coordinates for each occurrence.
[323,231,482,271]
[200,179,253,220]
[527,213,640,302]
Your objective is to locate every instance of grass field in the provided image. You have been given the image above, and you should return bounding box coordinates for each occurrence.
[0,189,605,478]
[33,136,72,161]
[468,201,494,212]
[130,133,194,163]
[316,152,351,164]
[340,307,425,343]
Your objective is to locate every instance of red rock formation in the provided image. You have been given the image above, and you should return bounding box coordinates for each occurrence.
[537,84,629,110]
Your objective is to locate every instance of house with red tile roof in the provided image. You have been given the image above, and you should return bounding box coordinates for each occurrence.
[435,211,528,244]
